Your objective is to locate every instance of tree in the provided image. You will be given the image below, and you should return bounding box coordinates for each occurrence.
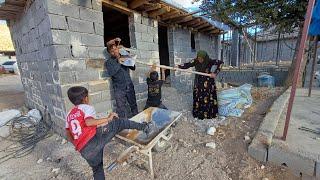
[196,0,309,87]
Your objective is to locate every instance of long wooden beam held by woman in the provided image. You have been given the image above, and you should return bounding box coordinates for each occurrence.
[135,61,212,77]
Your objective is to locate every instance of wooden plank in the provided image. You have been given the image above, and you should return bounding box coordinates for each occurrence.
[161,10,178,19]
[182,18,200,26]
[199,26,215,32]
[194,23,210,30]
[129,0,147,9]
[209,29,221,34]
[144,4,161,12]
[113,0,128,7]
[174,15,193,24]
[0,4,24,12]
[102,0,133,15]
[149,6,170,18]
[190,20,206,28]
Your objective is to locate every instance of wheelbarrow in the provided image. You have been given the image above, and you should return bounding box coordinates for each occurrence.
[107,107,182,178]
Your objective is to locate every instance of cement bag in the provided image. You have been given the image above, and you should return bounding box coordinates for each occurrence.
[217,84,253,117]
[27,109,42,124]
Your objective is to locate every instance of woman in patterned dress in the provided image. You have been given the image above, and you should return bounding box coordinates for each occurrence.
[178,50,224,120]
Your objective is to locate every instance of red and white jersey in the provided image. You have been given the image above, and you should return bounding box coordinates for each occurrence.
[66,104,97,151]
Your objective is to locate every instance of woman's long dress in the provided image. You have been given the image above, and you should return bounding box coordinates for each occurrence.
[179,59,223,119]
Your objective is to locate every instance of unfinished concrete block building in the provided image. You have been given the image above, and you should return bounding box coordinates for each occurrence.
[0,0,225,134]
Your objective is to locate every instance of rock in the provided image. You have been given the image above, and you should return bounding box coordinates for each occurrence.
[261,165,265,169]
[207,127,216,136]
[52,168,60,174]
[192,149,197,153]
[244,135,251,141]
[262,178,269,180]
[55,137,60,141]
[37,159,43,164]
[61,139,67,145]
[206,142,216,149]
[46,157,52,161]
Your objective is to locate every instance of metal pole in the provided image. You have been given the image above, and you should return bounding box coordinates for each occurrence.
[308,36,319,97]
[276,31,281,66]
[282,0,315,141]
[253,26,257,69]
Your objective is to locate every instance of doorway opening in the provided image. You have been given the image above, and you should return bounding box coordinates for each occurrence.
[158,25,170,84]
[102,6,131,47]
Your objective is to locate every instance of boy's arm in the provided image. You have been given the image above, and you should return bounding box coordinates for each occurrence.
[66,129,74,142]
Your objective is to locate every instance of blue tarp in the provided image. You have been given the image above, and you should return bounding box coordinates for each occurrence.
[309,1,320,36]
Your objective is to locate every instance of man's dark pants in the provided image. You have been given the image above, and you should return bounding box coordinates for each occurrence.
[80,119,145,180]
[114,83,138,118]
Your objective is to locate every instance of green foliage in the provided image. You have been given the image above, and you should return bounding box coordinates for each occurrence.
[196,0,308,32]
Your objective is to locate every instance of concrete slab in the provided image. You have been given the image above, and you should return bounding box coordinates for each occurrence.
[270,89,320,177]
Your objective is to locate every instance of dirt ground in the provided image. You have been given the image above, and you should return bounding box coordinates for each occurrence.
[0,75,299,180]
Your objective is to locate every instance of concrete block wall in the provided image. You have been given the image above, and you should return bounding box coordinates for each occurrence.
[168,27,221,93]
[256,38,296,62]
[128,13,160,110]
[9,0,66,132]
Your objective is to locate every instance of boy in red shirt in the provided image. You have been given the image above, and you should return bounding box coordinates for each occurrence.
[66,86,152,180]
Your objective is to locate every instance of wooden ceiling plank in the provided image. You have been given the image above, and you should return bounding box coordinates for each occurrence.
[171,15,192,24]
[144,4,161,12]
[199,26,215,32]
[102,0,133,15]
[113,0,128,7]
[129,0,148,9]
[149,6,170,18]
[194,23,210,30]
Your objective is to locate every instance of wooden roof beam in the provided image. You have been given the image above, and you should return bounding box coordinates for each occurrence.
[182,18,200,26]
[199,26,215,32]
[102,0,133,15]
[191,20,206,28]
[149,6,170,18]
[129,0,148,9]
[144,4,161,12]
[174,15,193,24]
[161,11,181,21]
[209,29,221,34]
[194,22,210,30]
[113,0,128,7]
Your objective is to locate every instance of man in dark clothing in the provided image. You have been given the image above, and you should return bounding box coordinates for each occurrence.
[144,68,167,110]
[104,39,138,118]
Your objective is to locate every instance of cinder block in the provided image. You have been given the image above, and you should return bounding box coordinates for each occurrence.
[316,162,320,179]
[53,45,72,59]
[92,0,102,11]
[59,71,77,84]
[101,90,112,101]
[135,24,148,33]
[58,59,86,71]
[38,16,51,36]
[81,34,104,46]
[80,7,103,24]
[61,82,89,97]
[52,30,71,45]
[76,70,100,82]
[67,17,94,34]
[141,33,153,42]
[69,0,92,8]
[71,45,88,58]
[94,23,104,36]
[89,92,102,104]
[48,14,68,30]
[87,47,105,59]
[93,101,113,113]
[89,80,110,92]
[46,0,80,19]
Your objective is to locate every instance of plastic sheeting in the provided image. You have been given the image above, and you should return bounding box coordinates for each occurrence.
[218,84,253,117]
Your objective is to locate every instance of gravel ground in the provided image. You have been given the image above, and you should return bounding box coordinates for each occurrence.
[0,83,299,180]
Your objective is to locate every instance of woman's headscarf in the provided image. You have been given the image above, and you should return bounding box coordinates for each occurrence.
[195,50,210,72]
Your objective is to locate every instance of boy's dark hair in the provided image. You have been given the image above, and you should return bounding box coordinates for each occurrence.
[150,71,159,82]
[67,86,88,106]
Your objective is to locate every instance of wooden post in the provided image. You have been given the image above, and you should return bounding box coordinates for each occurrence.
[276,31,281,66]
[308,36,319,97]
